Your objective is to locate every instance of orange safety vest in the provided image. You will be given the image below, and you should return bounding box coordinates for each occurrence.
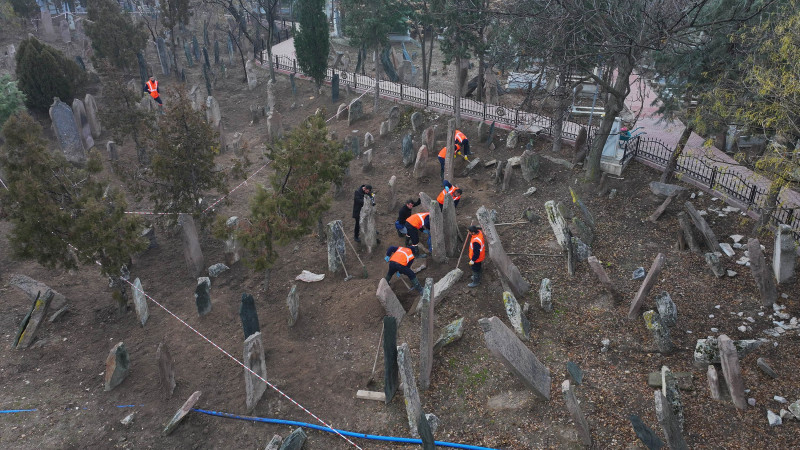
[437,185,461,204]
[469,231,486,263]
[454,130,467,143]
[146,79,159,99]
[438,146,461,159]
[390,247,415,265]
[406,212,429,230]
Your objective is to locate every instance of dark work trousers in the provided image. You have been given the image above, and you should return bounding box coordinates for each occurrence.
[354,218,360,240]
[438,156,445,179]
[471,261,482,278]
[406,224,420,245]
[386,261,416,281]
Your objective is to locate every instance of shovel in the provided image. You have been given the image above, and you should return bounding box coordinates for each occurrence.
[335,248,355,282]
[366,322,385,387]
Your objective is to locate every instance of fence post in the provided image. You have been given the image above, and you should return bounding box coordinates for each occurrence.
[425,89,429,107]
[400,83,403,101]
[709,167,718,188]
[292,58,296,74]
[354,73,357,90]
[275,54,279,71]
[515,109,519,127]
[748,184,758,206]
[482,101,486,121]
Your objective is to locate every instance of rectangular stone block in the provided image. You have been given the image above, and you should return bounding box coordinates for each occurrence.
[243,332,267,412]
[377,278,405,325]
[419,278,435,390]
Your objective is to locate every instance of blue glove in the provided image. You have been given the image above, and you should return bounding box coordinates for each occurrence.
[396,272,401,278]
[423,229,429,235]
[384,256,390,262]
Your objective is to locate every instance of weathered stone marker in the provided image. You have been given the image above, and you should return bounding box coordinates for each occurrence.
[476,206,531,296]
[628,253,666,319]
[163,391,201,435]
[427,198,446,262]
[72,98,94,150]
[331,73,339,102]
[287,284,299,327]
[359,201,377,253]
[386,175,398,213]
[773,224,796,284]
[444,119,456,181]
[14,290,54,349]
[718,334,747,410]
[503,291,531,341]
[383,316,399,404]
[643,310,674,354]
[413,145,428,179]
[132,277,149,326]
[326,220,346,273]
[545,200,569,249]
[442,193,459,257]
[685,202,721,253]
[279,427,307,450]
[417,411,435,450]
[677,212,700,253]
[747,238,777,306]
[194,277,211,316]
[586,257,620,301]
[562,380,592,447]
[419,278,435,390]
[693,337,762,367]
[521,150,540,182]
[50,98,85,165]
[398,342,424,437]
[705,252,725,277]
[654,292,677,327]
[245,59,257,89]
[157,342,176,399]
[629,414,665,450]
[402,134,414,167]
[239,293,260,339]
[654,390,688,450]
[434,317,465,353]
[478,316,550,400]
[432,268,463,307]
[348,98,364,125]
[84,93,101,138]
[243,332,267,412]
[376,278,405,324]
[178,214,204,278]
[104,342,130,391]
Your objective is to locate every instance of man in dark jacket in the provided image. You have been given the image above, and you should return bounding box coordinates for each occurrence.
[352,184,374,242]
[395,198,421,237]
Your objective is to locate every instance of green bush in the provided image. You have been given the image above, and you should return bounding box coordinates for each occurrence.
[0,75,26,127]
[15,37,86,111]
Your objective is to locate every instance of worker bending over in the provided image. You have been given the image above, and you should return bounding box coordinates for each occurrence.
[405,212,431,256]
[437,180,462,208]
[384,246,424,293]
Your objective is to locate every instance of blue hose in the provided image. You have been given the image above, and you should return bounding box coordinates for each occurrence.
[0,409,38,414]
[192,408,498,450]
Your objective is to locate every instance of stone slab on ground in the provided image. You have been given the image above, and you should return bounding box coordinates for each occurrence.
[163,391,202,435]
[104,342,130,391]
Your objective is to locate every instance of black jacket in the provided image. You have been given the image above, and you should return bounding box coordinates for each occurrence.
[353,185,373,218]
[396,198,422,223]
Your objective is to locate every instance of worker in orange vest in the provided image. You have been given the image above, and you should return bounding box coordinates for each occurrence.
[404,211,431,256]
[437,180,462,209]
[144,76,163,108]
[437,145,468,180]
[467,225,486,287]
[454,129,470,156]
[384,246,424,293]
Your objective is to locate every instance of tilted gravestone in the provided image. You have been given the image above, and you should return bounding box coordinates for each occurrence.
[427,197,446,263]
[629,414,665,450]
[383,316,399,404]
[157,342,176,399]
[364,132,374,148]
[718,334,747,410]
[243,332,267,412]
[104,342,130,391]
[563,380,593,447]
[388,106,401,131]
[479,316,551,400]
[521,150,540,182]
[195,277,212,316]
[748,238,777,306]
[326,220,346,273]
[184,43,194,67]
[503,291,531,341]
[348,98,364,125]
[267,111,283,143]
[654,292,677,327]
[287,284,299,326]
[402,134,415,167]
[163,391,202,436]
[545,200,569,249]
[643,310,674,354]
[434,317,465,353]
[431,268,463,308]
[206,96,221,127]
[411,111,423,132]
[413,145,428,179]
[156,37,170,75]
[773,224,796,284]
[84,94,101,139]
[397,343,424,438]
[476,206,531,296]
[654,390,688,450]
[13,290,53,349]
[132,278,149,326]
[419,278,435,391]
[72,98,94,151]
[178,214,204,278]
[245,59,257,89]
[628,253,666,319]
[266,79,276,114]
[50,98,85,165]
[224,216,241,266]
[360,200,378,253]
[423,126,435,151]
[442,193,458,257]
[539,278,552,311]
[684,202,721,253]
[239,293,260,339]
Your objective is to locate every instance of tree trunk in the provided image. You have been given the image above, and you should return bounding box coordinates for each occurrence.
[266,9,276,82]
[425,27,434,90]
[169,27,181,79]
[754,177,786,233]
[419,26,428,91]
[373,48,381,111]
[585,61,632,181]
[454,53,462,128]
[551,72,569,153]
[660,124,693,183]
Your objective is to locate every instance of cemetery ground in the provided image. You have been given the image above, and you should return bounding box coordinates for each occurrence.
[2,58,800,450]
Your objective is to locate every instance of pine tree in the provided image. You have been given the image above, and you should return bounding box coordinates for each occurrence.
[236,112,352,270]
[15,37,86,111]
[97,64,155,165]
[85,0,148,71]
[0,75,26,127]
[294,0,330,88]
[0,113,146,277]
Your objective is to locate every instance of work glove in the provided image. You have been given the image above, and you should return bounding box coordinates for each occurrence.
[396,272,402,278]
[469,260,474,266]
[384,256,390,262]
[422,229,429,235]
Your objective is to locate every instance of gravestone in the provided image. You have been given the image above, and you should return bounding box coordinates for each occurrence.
[195,277,212,316]
[265,435,282,450]
[364,132,374,148]
[214,40,220,65]
[417,412,435,450]
[224,216,241,266]
[9,274,67,312]
[350,135,360,158]
[202,47,210,68]
[245,59,257,89]
[279,428,307,450]
[326,220,346,273]
[14,290,53,349]
[266,79,276,114]
[539,278,552,311]
[132,277,149,326]
[227,36,234,63]
[206,96,221,127]
[427,198,446,262]
[397,343,424,438]
[544,201,569,249]
[84,94,101,139]
[50,98,85,165]
[348,98,364,125]
[163,391,202,436]
[487,122,497,147]
[192,35,201,61]
[239,293,260,338]
[661,366,685,431]
[521,150,540,182]
[506,130,519,148]
[178,214,204,278]
[747,238,777,306]
[362,149,373,171]
[629,415,665,450]
[705,252,725,277]
[331,74,339,102]
[267,112,283,143]
[419,278,435,390]
[359,201,377,253]
[377,279,405,324]
[444,119,456,181]
[503,291,531,341]
[388,106,401,131]
[402,134,414,166]
[773,224,796,284]
[478,121,489,142]
[336,103,348,120]
[384,316,399,403]
[479,316,551,400]
[643,310,674,354]
[693,337,762,367]
[106,141,118,162]
[654,292,677,327]
[74,55,86,71]
[380,120,389,136]
[432,268,463,307]
[413,145,428,178]
[157,342,176,399]
[287,284,299,326]
[654,390,688,450]
[757,357,778,379]
[567,361,584,385]
[41,10,54,39]
[718,334,747,409]
[434,317,465,352]
[442,193,458,257]
[243,332,267,411]
[184,43,194,67]
[104,342,130,391]
[423,126,435,151]
[60,21,71,43]
[562,380,593,447]
[628,253,666,319]
[387,176,398,213]
[156,37,170,75]
[411,112,423,132]
[502,158,514,191]
[685,202,721,253]
[476,206,531,296]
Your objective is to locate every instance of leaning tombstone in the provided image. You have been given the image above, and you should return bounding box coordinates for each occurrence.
[383,316,400,403]
[433,317,465,353]
[50,98,85,165]
[348,98,364,125]
[157,342,176,399]
[388,105,401,131]
[178,214,204,278]
[705,252,725,277]
[163,391,202,435]
[104,342,130,391]
[402,134,415,167]
[643,310,674,354]
[544,200,569,249]
[326,220,345,273]
[654,292,677,327]
[419,278,435,390]
[718,334,747,409]
[239,293,261,339]
[195,277,212,316]
[654,390,689,450]
[423,126,435,151]
[360,201,377,253]
[84,94,101,138]
[132,277,149,326]
[773,224,796,284]
[279,427,307,450]
[562,380,593,447]
[224,216,241,266]
[747,238,777,306]
[14,290,54,349]
[206,96,221,127]
[441,194,459,257]
[72,98,94,150]
[287,284,299,326]
[267,111,283,143]
[417,412,435,450]
[476,206,531,296]
[427,198,446,262]
[397,343,424,437]
[628,253,666,319]
[684,202,721,253]
[503,291,531,341]
[243,332,268,412]
[386,176,398,213]
[106,140,118,162]
[629,415,665,450]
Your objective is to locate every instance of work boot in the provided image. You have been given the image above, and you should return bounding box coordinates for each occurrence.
[411,278,424,294]
[385,275,392,283]
[467,272,481,288]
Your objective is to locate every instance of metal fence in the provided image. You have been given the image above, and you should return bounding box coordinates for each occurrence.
[270,53,799,238]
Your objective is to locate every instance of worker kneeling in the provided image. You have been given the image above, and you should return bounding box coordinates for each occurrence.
[405,212,431,256]
[437,180,462,209]
[384,246,424,293]
[467,225,486,288]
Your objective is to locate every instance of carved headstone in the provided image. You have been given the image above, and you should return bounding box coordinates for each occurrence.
[643,310,674,354]
[539,278,552,311]
[267,111,283,143]
[360,201,377,253]
[104,342,130,391]
[50,98,85,165]
[132,277,149,326]
[239,293,260,339]
[654,390,688,450]
[326,220,346,273]
[413,145,428,178]
[748,238,777,306]
[178,214,204,278]
[364,131,374,148]
[427,198,446,262]
[654,292,677,327]
[157,342,176,399]
[224,216,241,266]
[545,201,569,249]
[348,98,364,125]
[243,332,267,411]
[195,277,212,316]
[521,150,540,182]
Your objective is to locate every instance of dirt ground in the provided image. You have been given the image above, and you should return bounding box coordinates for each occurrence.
[2,20,800,450]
